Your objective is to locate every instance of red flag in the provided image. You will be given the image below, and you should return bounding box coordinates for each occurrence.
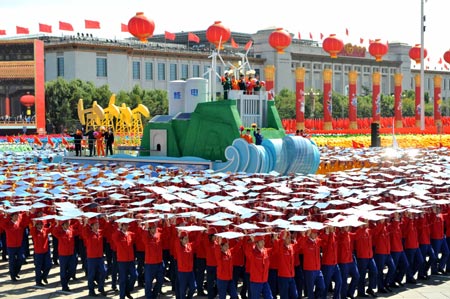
[309,32,313,39]
[358,142,364,148]
[33,135,43,147]
[320,33,324,40]
[445,64,449,70]
[19,135,27,144]
[360,37,364,44]
[188,32,200,43]
[121,23,128,32]
[59,21,74,31]
[85,20,100,29]
[230,37,239,48]
[244,40,253,51]
[352,140,359,149]
[0,30,6,35]
[61,136,70,147]
[16,26,29,34]
[39,23,52,33]
[6,136,15,143]
[298,32,301,39]
[47,136,55,148]
[346,28,349,36]
[164,31,176,41]
[439,57,443,64]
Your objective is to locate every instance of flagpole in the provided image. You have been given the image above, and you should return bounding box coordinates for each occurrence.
[420,0,425,130]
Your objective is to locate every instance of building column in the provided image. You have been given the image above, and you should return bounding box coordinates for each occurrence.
[348,71,358,129]
[264,65,275,100]
[295,67,305,130]
[394,73,403,128]
[323,69,333,130]
[372,72,381,124]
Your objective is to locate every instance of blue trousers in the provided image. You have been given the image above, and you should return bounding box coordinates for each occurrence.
[268,268,278,297]
[217,278,238,299]
[118,261,137,299]
[250,281,273,299]
[206,265,217,299]
[431,238,449,273]
[232,265,245,289]
[177,271,196,299]
[87,257,106,293]
[144,262,164,299]
[390,251,409,284]
[321,264,342,299]
[356,258,377,294]
[418,244,436,276]
[277,276,298,299]
[135,250,145,285]
[194,257,206,293]
[34,250,52,284]
[405,248,424,281]
[7,246,24,280]
[374,254,395,290]
[339,261,360,298]
[59,254,76,290]
[111,251,118,289]
[304,270,325,299]
[295,265,304,298]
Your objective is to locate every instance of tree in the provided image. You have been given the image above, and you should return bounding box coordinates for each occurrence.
[274,88,296,119]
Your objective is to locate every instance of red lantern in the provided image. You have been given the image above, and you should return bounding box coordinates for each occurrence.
[206,21,230,49]
[322,34,344,59]
[128,12,155,42]
[409,44,427,64]
[268,28,292,54]
[368,39,389,62]
[20,92,35,116]
[443,50,450,64]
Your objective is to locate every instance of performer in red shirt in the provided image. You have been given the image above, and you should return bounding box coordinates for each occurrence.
[337,226,360,299]
[387,212,409,288]
[30,219,53,286]
[113,221,137,299]
[138,219,166,299]
[82,217,107,297]
[402,211,424,284]
[319,226,342,299]
[429,206,449,275]
[0,211,30,282]
[52,219,80,292]
[274,230,299,299]
[372,218,395,293]
[417,211,435,280]
[174,230,197,299]
[244,234,274,299]
[215,237,242,299]
[202,227,219,299]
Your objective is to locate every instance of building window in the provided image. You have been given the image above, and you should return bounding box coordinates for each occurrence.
[170,63,177,81]
[203,66,209,79]
[145,62,153,80]
[132,61,141,80]
[192,65,200,77]
[181,64,189,80]
[158,63,166,80]
[96,57,107,77]
[57,57,64,77]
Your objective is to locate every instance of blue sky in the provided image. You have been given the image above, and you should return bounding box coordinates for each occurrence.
[1,0,448,68]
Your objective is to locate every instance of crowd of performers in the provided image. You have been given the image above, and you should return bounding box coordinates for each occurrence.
[221,70,264,99]
[1,200,450,299]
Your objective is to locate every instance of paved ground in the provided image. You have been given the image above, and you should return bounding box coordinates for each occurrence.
[1,256,450,299]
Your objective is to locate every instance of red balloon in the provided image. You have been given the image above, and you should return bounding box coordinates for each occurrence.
[443,50,450,64]
[206,21,230,49]
[128,12,155,42]
[409,44,427,64]
[322,34,344,59]
[368,39,389,62]
[268,28,292,54]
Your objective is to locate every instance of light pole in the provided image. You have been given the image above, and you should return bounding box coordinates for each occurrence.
[420,0,425,130]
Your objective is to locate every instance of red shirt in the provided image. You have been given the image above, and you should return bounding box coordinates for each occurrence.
[320,232,338,265]
[30,225,51,254]
[82,225,104,258]
[0,213,30,248]
[202,234,218,267]
[337,230,355,264]
[298,235,322,271]
[245,243,272,283]
[175,241,194,272]
[372,222,390,255]
[430,213,445,239]
[139,227,163,264]
[113,230,135,262]
[273,239,296,278]
[215,240,242,280]
[52,225,78,256]
[402,217,419,249]
[417,216,431,245]
[353,227,373,259]
[388,220,404,252]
